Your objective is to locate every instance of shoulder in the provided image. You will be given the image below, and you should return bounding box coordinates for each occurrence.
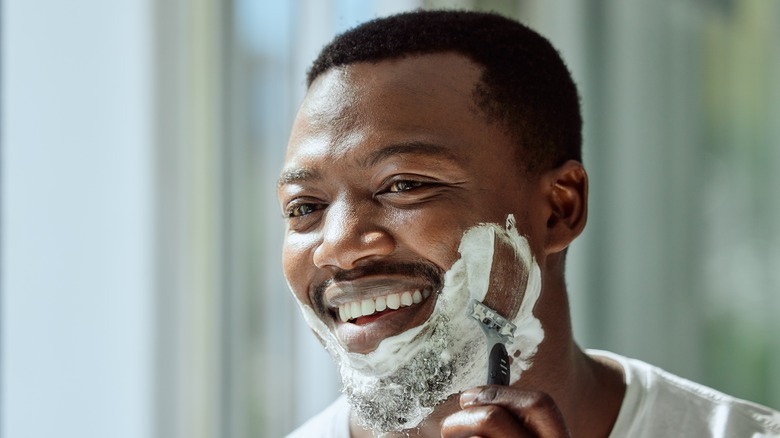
[286,395,351,438]
[589,350,780,437]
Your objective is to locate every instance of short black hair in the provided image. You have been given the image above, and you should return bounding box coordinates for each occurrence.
[307,9,582,172]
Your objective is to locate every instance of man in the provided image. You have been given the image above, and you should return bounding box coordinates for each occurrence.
[277,10,780,437]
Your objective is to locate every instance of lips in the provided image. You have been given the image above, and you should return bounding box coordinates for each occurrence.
[337,288,433,322]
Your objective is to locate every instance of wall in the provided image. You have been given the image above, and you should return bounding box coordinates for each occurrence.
[2,1,153,437]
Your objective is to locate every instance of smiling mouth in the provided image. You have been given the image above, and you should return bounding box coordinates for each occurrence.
[337,288,433,323]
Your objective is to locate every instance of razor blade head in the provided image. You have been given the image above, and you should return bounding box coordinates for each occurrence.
[468,299,517,344]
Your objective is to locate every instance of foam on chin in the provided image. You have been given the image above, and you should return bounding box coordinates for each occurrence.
[295,215,544,431]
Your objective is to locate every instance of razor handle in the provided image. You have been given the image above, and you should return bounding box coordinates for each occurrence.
[487,342,510,385]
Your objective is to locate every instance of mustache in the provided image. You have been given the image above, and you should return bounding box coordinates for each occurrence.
[313,261,445,313]
[333,262,443,284]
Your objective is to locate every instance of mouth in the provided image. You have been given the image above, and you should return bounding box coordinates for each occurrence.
[336,287,433,323]
[323,278,440,353]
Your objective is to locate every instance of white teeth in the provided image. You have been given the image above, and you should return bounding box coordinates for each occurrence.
[339,305,348,322]
[351,302,361,319]
[386,293,400,310]
[375,296,386,312]
[336,288,435,322]
[361,299,375,316]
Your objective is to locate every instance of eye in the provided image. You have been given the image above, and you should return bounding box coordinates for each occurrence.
[388,180,424,193]
[286,202,323,218]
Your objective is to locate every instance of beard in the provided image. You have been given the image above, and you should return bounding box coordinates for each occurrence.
[338,309,484,433]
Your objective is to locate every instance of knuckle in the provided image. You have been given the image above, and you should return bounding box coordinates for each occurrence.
[479,385,500,402]
[528,391,556,411]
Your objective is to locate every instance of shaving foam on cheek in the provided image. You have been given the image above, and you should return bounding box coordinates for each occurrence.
[437,214,544,389]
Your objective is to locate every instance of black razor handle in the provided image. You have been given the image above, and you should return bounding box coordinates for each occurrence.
[487,343,510,385]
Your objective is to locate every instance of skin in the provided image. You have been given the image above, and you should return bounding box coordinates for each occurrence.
[278,53,626,437]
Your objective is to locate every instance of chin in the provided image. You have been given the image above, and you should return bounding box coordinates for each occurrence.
[339,310,486,433]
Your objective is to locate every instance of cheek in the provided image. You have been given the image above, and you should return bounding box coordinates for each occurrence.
[510,203,545,260]
[390,209,465,269]
[282,234,317,305]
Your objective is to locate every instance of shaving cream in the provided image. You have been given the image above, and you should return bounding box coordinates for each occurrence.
[295,214,544,432]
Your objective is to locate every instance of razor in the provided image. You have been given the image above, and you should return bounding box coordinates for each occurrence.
[467,299,517,385]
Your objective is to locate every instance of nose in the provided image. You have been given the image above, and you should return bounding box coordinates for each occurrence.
[312,198,395,271]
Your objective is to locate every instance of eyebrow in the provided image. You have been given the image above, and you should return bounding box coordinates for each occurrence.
[277,168,322,188]
[363,141,459,167]
[277,141,459,188]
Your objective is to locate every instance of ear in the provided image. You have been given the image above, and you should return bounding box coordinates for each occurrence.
[542,160,588,254]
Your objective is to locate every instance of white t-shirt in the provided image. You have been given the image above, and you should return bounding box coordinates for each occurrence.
[286,394,350,438]
[595,350,780,437]
[286,351,780,437]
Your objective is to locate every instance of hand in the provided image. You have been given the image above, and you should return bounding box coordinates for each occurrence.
[440,385,571,438]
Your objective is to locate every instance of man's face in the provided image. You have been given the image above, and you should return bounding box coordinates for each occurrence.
[278,53,543,355]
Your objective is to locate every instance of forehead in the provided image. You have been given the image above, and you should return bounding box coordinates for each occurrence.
[300,53,482,126]
[281,53,516,182]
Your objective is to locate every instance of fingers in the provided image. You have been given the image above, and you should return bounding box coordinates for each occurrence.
[441,404,525,438]
[441,386,571,438]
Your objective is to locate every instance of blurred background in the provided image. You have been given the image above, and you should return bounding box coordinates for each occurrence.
[2,0,779,437]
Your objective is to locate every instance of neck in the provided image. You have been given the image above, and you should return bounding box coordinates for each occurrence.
[504,272,626,438]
